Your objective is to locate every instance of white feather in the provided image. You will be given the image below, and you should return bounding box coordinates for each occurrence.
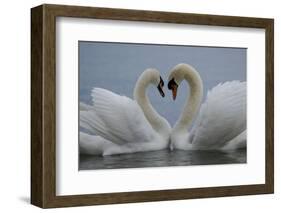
[79,68,171,155]
[89,88,157,145]
[79,132,116,155]
[79,102,94,111]
[190,81,246,149]
[79,88,169,155]
[169,64,246,151]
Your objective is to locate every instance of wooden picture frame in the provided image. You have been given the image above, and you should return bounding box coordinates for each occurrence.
[31,4,274,208]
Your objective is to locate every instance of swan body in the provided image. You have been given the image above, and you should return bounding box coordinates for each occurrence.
[221,130,246,150]
[168,63,246,150]
[79,132,117,155]
[80,69,171,155]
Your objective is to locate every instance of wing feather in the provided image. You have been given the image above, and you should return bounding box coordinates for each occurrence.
[80,110,121,143]
[190,81,246,149]
[79,102,94,111]
[80,88,156,145]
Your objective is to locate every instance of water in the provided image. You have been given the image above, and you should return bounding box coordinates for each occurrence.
[79,149,246,170]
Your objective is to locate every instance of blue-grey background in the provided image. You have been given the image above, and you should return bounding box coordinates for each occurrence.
[79,41,246,126]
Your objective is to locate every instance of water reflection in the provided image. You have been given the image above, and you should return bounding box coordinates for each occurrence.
[79,149,246,170]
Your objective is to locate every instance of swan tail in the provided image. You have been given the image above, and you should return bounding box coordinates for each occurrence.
[79,132,117,155]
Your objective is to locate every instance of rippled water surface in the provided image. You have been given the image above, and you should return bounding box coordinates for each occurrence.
[79,149,246,170]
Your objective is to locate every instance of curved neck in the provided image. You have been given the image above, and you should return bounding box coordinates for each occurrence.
[174,67,203,132]
[134,74,170,134]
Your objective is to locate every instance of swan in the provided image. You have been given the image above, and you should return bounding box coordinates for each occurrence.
[80,68,171,155]
[167,63,246,150]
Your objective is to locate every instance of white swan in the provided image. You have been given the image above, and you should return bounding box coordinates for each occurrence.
[167,63,246,150]
[80,68,171,155]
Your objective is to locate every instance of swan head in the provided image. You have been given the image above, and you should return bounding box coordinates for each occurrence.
[167,63,199,100]
[167,64,188,100]
[141,68,165,97]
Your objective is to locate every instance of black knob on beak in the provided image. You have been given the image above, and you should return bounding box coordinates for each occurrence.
[157,76,165,97]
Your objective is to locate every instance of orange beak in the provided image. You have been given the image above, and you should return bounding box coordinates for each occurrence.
[168,78,179,101]
[171,84,178,100]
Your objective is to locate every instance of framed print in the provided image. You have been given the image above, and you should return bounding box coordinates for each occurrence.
[31,4,274,208]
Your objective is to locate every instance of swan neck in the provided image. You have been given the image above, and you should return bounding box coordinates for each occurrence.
[134,75,169,134]
[175,67,203,132]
